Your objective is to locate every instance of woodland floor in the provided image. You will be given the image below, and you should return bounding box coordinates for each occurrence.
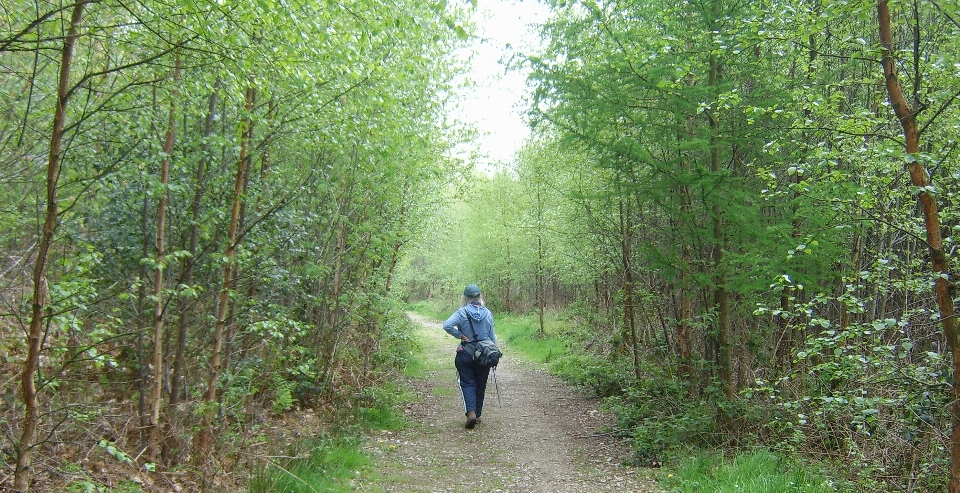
[356,313,665,493]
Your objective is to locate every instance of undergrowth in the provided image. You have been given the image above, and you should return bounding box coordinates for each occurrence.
[494,314,568,364]
[246,311,419,493]
[247,386,409,493]
[247,436,370,493]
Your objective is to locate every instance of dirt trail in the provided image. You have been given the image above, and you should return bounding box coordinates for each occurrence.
[359,313,664,492]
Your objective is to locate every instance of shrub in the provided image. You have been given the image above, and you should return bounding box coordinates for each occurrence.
[604,374,716,464]
[550,354,629,397]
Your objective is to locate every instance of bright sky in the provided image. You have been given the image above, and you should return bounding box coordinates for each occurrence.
[450,0,551,171]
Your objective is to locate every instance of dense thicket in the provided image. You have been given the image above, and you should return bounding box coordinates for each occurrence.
[0,0,468,490]
[399,0,960,490]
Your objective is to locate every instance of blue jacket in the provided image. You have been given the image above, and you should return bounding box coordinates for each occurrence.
[443,303,496,345]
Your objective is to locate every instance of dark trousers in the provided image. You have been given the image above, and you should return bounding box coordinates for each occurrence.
[455,349,491,417]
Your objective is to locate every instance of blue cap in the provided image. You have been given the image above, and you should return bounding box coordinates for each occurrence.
[463,284,481,298]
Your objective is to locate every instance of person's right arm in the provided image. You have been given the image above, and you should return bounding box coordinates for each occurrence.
[442,309,470,342]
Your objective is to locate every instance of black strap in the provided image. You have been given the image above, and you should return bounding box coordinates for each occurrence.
[466,314,478,342]
[466,313,491,343]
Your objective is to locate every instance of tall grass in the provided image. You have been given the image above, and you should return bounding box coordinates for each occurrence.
[248,436,370,493]
[660,451,846,493]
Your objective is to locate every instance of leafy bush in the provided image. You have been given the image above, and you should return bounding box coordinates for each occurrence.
[550,354,629,397]
[604,375,716,463]
[375,312,421,371]
[760,313,952,491]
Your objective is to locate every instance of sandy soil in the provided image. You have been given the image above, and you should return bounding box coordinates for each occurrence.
[358,313,665,493]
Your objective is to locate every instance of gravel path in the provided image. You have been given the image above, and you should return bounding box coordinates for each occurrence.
[359,313,665,493]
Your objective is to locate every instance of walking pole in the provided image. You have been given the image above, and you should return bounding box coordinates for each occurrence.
[492,366,502,408]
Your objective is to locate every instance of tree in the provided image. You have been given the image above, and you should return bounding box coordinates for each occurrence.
[15,3,89,490]
[877,1,959,489]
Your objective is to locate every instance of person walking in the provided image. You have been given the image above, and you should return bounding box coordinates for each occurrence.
[442,283,497,429]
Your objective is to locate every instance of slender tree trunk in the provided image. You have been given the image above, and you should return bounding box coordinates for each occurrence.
[261,99,275,178]
[877,3,960,490]
[536,233,545,337]
[385,181,411,293]
[137,194,150,442]
[535,187,546,337]
[224,87,255,379]
[708,51,733,401]
[677,243,693,377]
[675,98,696,378]
[320,202,348,389]
[147,56,180,461]
[15,3,88,491]
[618,199,641,380]
[171,84,218,407]
[197,85,253,456]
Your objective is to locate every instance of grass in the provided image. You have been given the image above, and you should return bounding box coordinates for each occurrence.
[248,436,371,493]
[249,393,408,493]
[492,313,569,363]
[658,451,845,493]
[249,378,410,493]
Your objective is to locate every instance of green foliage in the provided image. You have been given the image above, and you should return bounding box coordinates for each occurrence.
[661,451,846,493]
[551,354,627,398]
[269,373,296,414]
[604,374,716,464]
[248,436,370,493]
[374,308,422,372]
[748,265,952,490]
[62,461,146,493]
[97,440,134,465]
[351,384,410,432]
[66,480,145,493]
